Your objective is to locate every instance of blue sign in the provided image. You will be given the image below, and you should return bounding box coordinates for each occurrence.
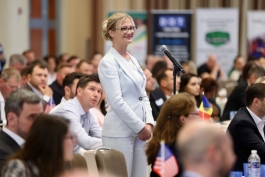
[151,11,192,62]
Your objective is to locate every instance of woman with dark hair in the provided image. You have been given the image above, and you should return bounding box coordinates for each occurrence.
[179,73,201,107]
[1,114,76,177]
[200,77,221,121]
[146,92,199,177]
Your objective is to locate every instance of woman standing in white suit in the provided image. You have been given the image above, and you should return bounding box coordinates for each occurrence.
[98,12,155,177]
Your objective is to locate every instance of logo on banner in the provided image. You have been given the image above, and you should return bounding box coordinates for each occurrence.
[159,16,186,28]
[205,31,230,46]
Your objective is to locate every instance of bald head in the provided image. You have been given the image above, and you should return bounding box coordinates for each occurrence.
[177,122,235,177]
[206,55,217,70]
[178,122,223,162]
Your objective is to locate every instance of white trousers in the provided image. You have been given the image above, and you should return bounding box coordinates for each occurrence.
[102,136,147,177]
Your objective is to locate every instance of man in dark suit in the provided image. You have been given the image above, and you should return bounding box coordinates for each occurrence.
[222,63,265,121]
[49,63,74,105]
[227,83,265,172]
[178,122,235,177]
[21,60,53,109]
[150,68,180,120]
[0,89,42,169]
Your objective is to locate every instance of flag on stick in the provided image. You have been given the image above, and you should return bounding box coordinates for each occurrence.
[44,97,56,113]
[153,141,179,177]
[199,94,213,121]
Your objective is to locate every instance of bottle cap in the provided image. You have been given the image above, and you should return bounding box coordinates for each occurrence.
[251,150,257,154]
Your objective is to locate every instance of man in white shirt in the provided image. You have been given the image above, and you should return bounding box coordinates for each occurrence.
[0,89,42,168]
[21,60,53,110]
[228,83,265,171]
[50,72,84,112]
[0,68,21,124]
[50,75,103,153]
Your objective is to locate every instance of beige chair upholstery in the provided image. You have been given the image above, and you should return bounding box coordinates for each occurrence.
[95,147,128,177]
[72,153,87,169]
[82,150,100,177]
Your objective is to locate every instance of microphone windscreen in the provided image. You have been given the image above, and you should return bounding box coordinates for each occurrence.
[160,45,167,52]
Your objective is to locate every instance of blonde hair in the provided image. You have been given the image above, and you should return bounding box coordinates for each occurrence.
[102,12,134,41]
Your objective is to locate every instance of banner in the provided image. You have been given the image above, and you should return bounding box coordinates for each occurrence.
[151,10,192,62]
[196,8,239,74]
[105,11,147,65]
[248,11,265,59]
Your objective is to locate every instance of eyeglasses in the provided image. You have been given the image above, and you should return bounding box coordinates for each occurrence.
[189,112,200,117]
[112,26,137,33]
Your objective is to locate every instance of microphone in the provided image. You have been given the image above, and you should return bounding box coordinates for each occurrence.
[160,45,185,74]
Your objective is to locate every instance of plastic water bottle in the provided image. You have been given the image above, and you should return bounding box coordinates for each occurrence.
[248,150,260,177]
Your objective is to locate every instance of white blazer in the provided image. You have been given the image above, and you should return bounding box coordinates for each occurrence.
[98,47,154,137]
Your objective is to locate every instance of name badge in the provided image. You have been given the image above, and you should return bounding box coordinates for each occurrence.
[155,98,164,106]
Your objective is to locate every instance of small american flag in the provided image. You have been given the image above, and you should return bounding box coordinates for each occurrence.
[153,141,179,177]
[44,97,56,113]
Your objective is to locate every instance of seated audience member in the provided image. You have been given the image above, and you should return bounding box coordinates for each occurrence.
[178,122,235,177]
[141,66,156,97]
[8,54,27,72]
[44,55,57,85]
[76,60,93,75]
[21,60,53,109]
[1,114,75,177]
[163,55,174,69]
[228,55,245,81]
[151,61,167,79]
[200,77,221,121]
[222,62,265,121]
[20,66,30,86]
[49,63,74,105]
[50,72,84,112]
[146,93,199,177]
[91,90,108,128]
[50,75,103,153]
[0,44,6,73]
[255,76,265,83]
[67,56,80,71]
[22,50,36,65]
[0,68,21,124]
[179,73,201,107]
[181,61,197,75]
[0,89,42,169]
[150,68,180,120]
[228,83,265,171]
[57,53,70,65]
[145,55,161,71]
[90,53,103,74]
[197,54,226,80]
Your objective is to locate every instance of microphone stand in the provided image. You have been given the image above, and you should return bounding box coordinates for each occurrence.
[173,64,185,95]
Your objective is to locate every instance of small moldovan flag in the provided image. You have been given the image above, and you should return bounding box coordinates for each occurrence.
[199,94,213,121]
[153,141,179,177]
[44,97,56,113]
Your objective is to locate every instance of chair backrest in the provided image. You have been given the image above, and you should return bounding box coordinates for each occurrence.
[82,150,100,177]
[95,147,128,177]
[72,153,87,169]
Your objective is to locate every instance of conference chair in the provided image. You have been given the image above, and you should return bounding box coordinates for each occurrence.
[94,147,128,177]
[72,153,87,169]
[82,150,100,177]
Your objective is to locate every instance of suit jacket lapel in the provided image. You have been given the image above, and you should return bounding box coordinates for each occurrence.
[243,107,265,142]
[110,47,145,92]
[0,131,21,152]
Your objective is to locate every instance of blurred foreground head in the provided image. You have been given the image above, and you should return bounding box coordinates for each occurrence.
[177,122,236,177]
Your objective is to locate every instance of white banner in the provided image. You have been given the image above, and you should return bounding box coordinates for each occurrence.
[247,11,265,59]
[196,8,239,74]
